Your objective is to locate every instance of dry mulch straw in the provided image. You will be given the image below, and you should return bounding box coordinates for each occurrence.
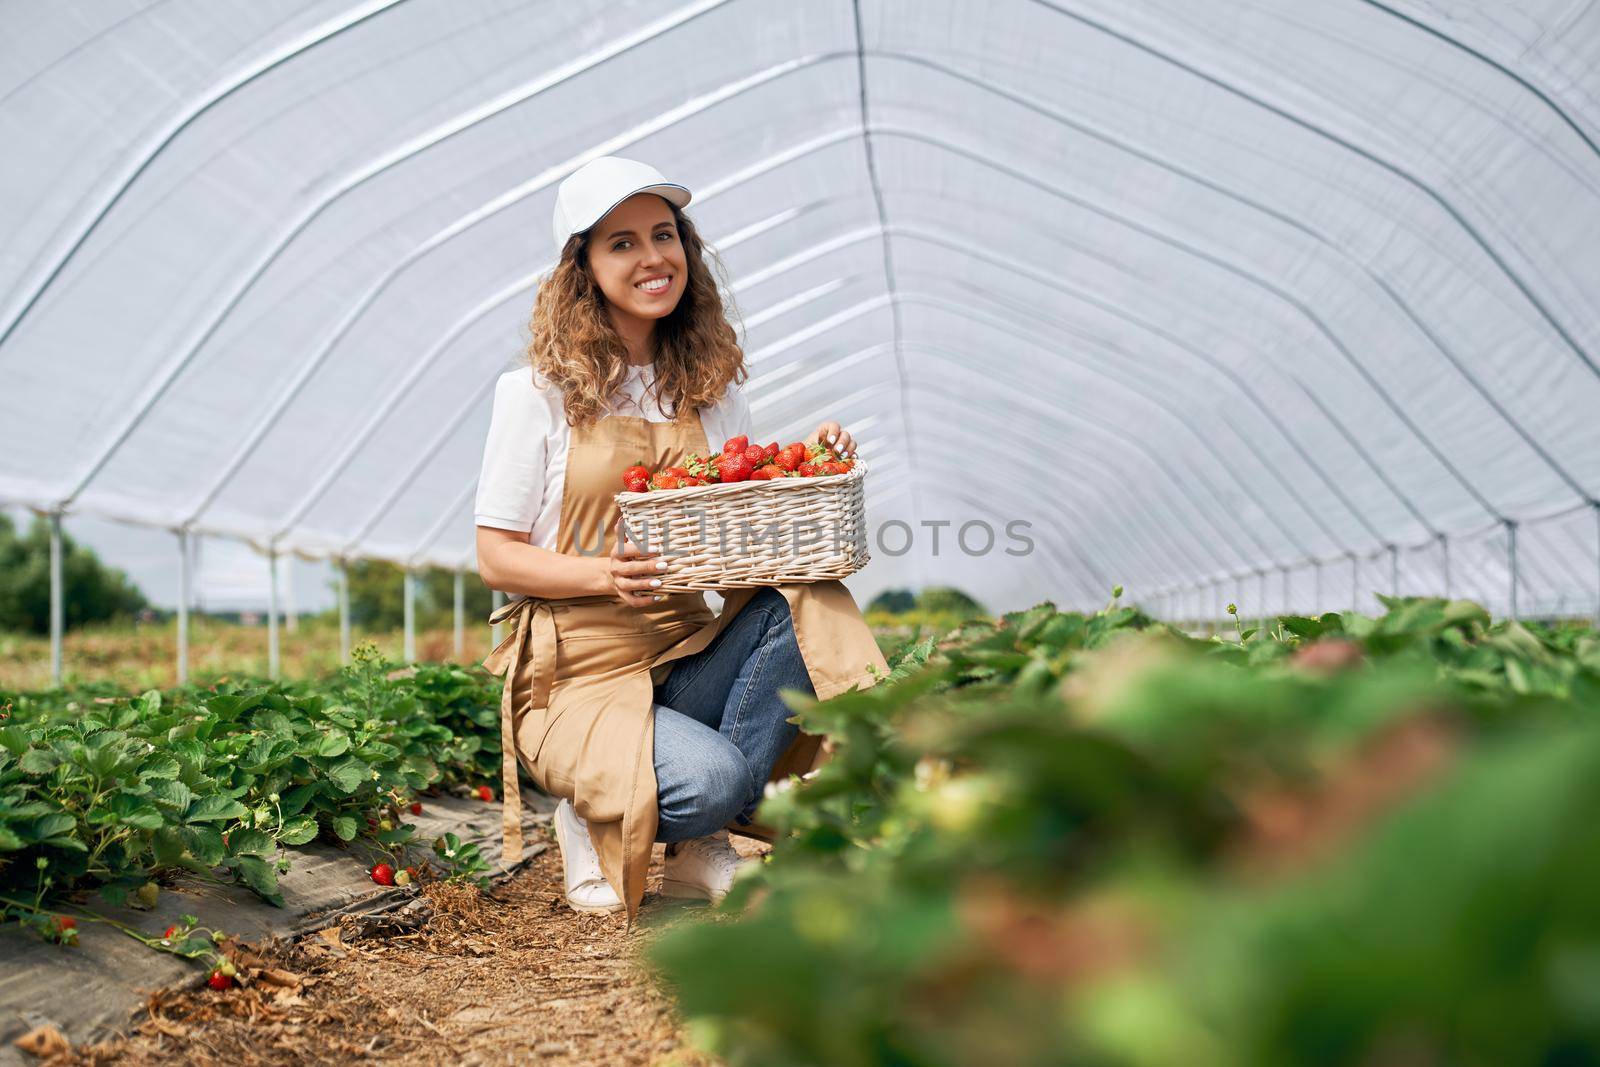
[25,826,768,1066]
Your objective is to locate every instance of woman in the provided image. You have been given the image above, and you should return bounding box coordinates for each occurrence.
[474,156,889,925]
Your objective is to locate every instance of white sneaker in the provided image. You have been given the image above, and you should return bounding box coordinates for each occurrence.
[552,798,624,914]
[661,828,752,905]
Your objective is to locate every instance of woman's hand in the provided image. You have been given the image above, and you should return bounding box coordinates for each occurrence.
[606,515,669,607]
[806,420,856,457]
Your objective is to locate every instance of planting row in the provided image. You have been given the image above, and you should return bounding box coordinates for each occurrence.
[0,645,509,923]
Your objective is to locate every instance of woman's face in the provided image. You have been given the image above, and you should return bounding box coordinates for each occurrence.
[584,193,687,326]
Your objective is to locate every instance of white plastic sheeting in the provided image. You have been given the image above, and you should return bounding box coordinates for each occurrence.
[4,0,1600,619]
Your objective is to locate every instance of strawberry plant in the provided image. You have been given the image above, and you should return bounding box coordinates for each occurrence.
[647,594,1600,1066]
[0,642,522,920]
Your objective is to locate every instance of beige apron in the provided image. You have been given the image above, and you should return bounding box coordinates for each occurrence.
[482,391,889,924]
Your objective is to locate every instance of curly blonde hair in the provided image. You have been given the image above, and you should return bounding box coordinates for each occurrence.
[524,202,748,429]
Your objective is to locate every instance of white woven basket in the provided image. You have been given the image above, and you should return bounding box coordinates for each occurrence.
[614,457,870,592]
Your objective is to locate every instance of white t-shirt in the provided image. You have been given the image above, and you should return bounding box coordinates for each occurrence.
[474,361,753,548]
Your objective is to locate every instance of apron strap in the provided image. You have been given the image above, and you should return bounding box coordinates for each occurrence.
[481,596,558,868]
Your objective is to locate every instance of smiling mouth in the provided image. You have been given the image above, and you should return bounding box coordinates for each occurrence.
[634,275,672,294]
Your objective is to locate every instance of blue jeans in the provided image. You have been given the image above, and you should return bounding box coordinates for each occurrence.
[651,587,815,843]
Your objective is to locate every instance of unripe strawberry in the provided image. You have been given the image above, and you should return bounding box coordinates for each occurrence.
[394,869,412,887]
[218,958,238,978]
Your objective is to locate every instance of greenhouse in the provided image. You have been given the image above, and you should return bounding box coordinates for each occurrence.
[4,2,1600,1063]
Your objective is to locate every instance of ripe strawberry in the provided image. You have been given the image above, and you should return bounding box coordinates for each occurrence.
[721,435,749,456]
[208,970,234,990]
[621,465,650,488]
[476,785,494,802]
[820,460,847,476]
[370,862,396,886]
[748,467,775,481]
[624,474,649,493]
[681,476,707,486]
[164,924,179,940]
[716,452,754,483]
[405,866,420,881]
[762,442,780,461]
[409,801,423,815]
[650,472,681,490]
[797,461,818,477]
[664,466,691,480]
[741,445,766,465]
[774,446,803,471]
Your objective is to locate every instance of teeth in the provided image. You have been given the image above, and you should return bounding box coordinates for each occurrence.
[635,277,669,292]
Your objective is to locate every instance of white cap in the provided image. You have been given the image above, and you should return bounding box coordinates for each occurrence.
[551,156,692,253]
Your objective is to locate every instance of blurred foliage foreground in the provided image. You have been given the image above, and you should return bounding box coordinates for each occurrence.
[647,594,1600,1067]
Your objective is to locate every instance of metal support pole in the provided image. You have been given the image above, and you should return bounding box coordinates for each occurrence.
[452,570,465,659]
[49,511,63,687]
[337,559,351,664]
[491,588,505,647]
[1313,560,1323,617]
[283,554,297,634]
[1389,544,1400,597]
[1507,520,1520,618]
[267,548,280,682]
[1257,569,1268,633]
[176,528,190,686]
[1440,533,1451,599]
[1280,565,1291,617]
[1349,552,1359,613]
[402,569,416,663]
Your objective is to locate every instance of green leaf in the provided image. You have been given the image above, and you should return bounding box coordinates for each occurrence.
[330,814,358,841]
[231,855,283,906]
[226,828,275,858]
[186,795,249,823]
[140,753,182,780]
[108,793,165,830]
[184,825,226,866]
[326,756,368,794]
[277,816,318,846]
[317,731,351,758]
[148,779,194,812]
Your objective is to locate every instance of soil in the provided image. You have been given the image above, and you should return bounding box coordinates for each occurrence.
[34,828,770,1066]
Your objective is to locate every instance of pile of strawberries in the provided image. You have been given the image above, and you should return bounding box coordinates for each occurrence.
[620,435,856,492]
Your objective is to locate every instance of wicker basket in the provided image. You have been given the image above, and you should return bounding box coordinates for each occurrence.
[614,457,870,592]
